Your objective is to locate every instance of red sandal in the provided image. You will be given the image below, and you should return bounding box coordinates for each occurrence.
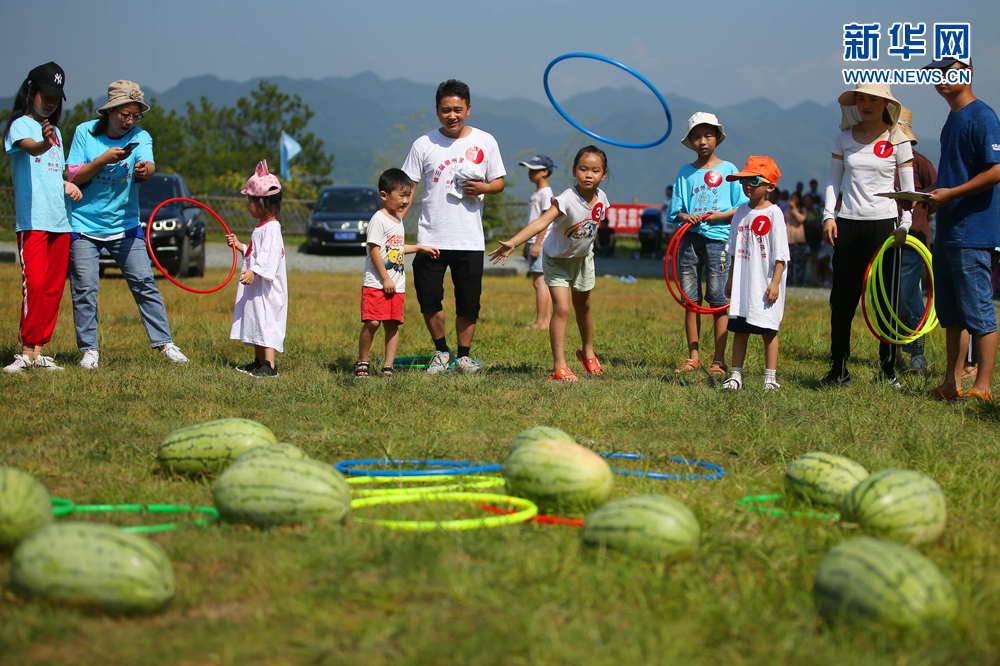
[549,367,578,383]
[575,350,603,375]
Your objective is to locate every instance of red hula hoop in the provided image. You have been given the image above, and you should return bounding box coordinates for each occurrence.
[479,502,584,527]
[145,197,237,294]
[664,220,730,315]
[860,245,933,345]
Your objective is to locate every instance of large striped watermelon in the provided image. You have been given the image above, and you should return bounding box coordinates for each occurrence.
[840,469,946,545]
[0,467,53,549]
[814,537,957,627]
[213,457,351,527]
[10,522,175,613]
[510,426,576,453]
[503,439,613,515]
[236,442,308,462]
[784,452,869,506]
[158,418,277,474]
[581,495,700,561]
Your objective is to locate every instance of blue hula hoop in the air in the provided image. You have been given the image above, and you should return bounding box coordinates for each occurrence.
[598,453,725,481]
[543,53,672,149]
[335,459,503,477]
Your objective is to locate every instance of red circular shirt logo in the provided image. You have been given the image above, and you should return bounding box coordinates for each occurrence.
[704,170,723,187]
[751,216,771,236]
[591,202,604,222]
[466,146,485,164]
[873,141,894,159]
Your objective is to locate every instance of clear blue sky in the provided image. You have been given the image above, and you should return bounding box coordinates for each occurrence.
[1,0,997,144]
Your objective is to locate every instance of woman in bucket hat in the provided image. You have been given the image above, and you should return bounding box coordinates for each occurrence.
[820,83,915,388]
[66,80,189,369]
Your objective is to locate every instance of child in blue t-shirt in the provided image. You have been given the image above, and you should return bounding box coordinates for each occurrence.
[923,56,1000,402]
[667,112,748,376]
[2,62,82,374]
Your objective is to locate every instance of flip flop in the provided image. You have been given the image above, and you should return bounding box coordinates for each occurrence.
[928,385,960,402]
[707,361,729,377]
[575,350,603,375]
[674,359,702,373]
[549,367,578,383]
[958,388,993,403]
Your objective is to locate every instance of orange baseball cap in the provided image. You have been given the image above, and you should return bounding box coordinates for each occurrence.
[725,156,782,184]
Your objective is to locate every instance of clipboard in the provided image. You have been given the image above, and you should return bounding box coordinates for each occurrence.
[876,191,933,203]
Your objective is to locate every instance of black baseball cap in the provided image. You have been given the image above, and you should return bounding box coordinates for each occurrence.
[922,56,973,70]
[27,62,66,100]
[518,155,556,171]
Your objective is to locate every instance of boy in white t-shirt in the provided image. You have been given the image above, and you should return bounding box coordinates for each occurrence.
[355,168,439,378]
[519,155,555,330]
[401,79,506,374]
[722,156,790,392]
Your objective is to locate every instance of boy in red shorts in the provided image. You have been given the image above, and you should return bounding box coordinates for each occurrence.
[355,169,438,377]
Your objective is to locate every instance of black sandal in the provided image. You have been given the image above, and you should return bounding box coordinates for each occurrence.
[353,361,370,378]
[382,366,394,378]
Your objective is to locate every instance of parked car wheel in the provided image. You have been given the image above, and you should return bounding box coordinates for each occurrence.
[176,235,191,278]
[193,242,206,277]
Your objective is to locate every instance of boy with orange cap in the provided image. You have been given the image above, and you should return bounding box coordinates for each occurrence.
[722,156,789,391]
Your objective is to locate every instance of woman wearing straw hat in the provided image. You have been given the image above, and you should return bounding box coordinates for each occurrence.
[820,83,914,387]
[66,80,188,369]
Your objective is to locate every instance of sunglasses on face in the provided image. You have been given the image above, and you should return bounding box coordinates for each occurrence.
[739,176,770,188]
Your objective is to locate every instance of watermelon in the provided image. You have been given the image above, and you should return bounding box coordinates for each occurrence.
[157,418,277,474]
[840,469,946,545]
[236,442,308,462]
[10,522,175,613]
[503,439,613,515]
[784,452,869,506]
[213,457,351,527]
[510,426,576,453]
[0,467,53,549]
[581,495,700,561]
[814,537,957,627]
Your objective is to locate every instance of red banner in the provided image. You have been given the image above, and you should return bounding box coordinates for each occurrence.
[606,203,660,234]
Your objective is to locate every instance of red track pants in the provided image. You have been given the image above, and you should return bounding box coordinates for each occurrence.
[16,230,70,348]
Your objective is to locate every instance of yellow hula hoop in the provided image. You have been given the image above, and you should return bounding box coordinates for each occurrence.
[862,235,938,345]
[351,492,537,531]
[347,475,505,497]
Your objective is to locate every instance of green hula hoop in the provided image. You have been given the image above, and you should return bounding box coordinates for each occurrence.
[863,235,938,345]
[51,497,76,517]
[736,494,839,521]
[351,476,504,497]
[70,503,220,534]
[351,492,537,531]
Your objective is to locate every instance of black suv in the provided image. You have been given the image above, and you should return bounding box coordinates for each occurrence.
[306,185,381,252]
[98,173,206,277]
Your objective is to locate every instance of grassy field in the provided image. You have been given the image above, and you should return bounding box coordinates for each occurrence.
[0,263,998,666]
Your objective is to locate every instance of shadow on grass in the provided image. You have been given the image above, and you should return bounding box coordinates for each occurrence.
[481,362,538,376]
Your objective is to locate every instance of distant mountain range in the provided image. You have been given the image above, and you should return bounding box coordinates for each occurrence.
[5,71,941,203]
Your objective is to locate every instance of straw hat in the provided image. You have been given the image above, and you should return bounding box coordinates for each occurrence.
[837,83,908,144]
[98,80,150,114]
[896,107,918,145]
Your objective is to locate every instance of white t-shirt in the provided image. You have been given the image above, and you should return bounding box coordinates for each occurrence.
[525,186,553,244]
[401,127,506,251]
[725,204,790,331]
[829,129,913,220]
[231,220,287,352]
[542,186,610,259]
[363,210,406,293]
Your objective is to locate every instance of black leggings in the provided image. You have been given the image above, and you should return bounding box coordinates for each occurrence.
[829,217,899,374]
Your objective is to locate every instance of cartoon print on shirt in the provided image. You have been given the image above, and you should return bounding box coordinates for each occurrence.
[384,247,404,273]
[563,201,604,239]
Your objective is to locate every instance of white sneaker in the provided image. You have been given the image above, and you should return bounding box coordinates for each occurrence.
[426,350,452,374]
[3,354,33,374]
[764,381,781,392]
[80,350,100,370]
[32,355,64,371]
[454,356,482,374]
[160,343,189,364]
[721,377,742,391]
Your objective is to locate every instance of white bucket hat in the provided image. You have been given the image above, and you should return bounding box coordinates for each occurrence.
[682,112,726,149]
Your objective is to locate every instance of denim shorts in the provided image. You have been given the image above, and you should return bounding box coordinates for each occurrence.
[677,233,729,307]
[525,241,545,274]
[933,246,997,336]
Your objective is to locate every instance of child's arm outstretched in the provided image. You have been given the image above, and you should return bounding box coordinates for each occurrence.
[766,261,785,303]
[404,244,439,258]
[488,204,561,265]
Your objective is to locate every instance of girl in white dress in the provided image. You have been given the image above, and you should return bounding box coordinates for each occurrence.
[226,160,287,378]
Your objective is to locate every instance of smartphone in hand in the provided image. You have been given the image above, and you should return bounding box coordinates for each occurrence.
[121,141,140,157]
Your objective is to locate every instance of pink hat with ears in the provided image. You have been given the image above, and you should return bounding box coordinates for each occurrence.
[241,160,282,196]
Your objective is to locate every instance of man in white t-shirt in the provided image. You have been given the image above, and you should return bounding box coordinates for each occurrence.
[401,79,506,374]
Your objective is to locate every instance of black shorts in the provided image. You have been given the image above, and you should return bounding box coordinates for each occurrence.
[412,250,484,320]
[727,316,778,336]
